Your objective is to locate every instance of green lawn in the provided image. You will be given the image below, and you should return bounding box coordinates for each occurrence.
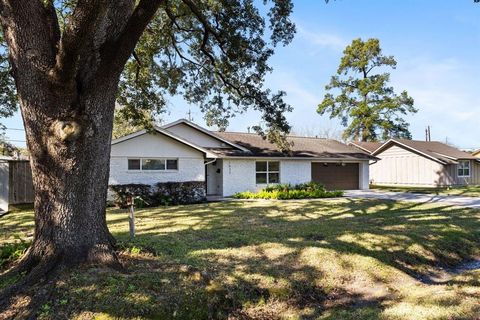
[371,185,480,197]
[1,199,480,319]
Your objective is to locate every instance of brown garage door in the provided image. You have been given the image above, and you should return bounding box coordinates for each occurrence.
[311,163,359,190]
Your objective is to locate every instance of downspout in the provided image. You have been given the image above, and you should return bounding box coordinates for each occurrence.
[204,158,217,166]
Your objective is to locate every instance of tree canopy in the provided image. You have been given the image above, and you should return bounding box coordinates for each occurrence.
[317,38,417,142]
[0,0,296,138]
[0,1,299,297]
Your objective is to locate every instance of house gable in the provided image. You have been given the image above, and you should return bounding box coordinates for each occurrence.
[111,132,205,158]
[371,144,447,186]
[164,122,231,149]
[372,139,448,165]
[162,119,249,151]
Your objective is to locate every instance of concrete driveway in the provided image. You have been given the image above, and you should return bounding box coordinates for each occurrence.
[345,190,480,209]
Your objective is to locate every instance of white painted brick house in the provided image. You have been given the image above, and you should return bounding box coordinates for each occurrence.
[109,119,374,197]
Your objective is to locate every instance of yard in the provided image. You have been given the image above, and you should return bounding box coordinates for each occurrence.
[371,185,480,198]
[1,199,480,319]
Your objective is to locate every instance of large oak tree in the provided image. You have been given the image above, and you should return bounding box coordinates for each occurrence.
[0,0,295,294]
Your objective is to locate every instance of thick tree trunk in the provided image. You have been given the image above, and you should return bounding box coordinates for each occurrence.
[0,1,161,280]
[17,77,121,272]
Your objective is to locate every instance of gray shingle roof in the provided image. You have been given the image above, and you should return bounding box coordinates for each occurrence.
[375,139,478,164]
[349,141,383,154]
[212,132,375,160]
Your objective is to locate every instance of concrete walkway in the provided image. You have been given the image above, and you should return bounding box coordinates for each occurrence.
[345,190,480,209]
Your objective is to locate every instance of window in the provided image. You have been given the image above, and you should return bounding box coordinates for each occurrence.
[127,158,178,171]
[142,159,165,170]
[128,159,140,170]
[458,160,470,177]
[256,161,280,184]
[166,159,178,170]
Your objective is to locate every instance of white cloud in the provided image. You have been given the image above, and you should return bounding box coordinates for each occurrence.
[296,26,347,51]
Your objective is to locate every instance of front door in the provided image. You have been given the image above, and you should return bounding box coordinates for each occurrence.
[206,160,222,195]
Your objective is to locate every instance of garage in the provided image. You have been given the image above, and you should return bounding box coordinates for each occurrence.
[311,163,359,190]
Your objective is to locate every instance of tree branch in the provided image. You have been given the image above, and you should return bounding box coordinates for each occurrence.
[51,0,109,83]
[104,0,164,75]
[0,0,58,74]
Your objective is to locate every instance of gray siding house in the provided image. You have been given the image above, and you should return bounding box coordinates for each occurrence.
[351,139,480,187]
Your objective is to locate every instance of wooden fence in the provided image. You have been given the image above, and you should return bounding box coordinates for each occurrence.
[0,160,34,212]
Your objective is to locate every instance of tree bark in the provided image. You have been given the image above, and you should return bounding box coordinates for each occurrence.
[0,2,162,279]
[19,78,121,271]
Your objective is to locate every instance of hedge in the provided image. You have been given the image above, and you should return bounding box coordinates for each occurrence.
[109,181,206,208]
[233,182,343,200]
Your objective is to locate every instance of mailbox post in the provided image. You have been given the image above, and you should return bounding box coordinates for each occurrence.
[127,195,135,238]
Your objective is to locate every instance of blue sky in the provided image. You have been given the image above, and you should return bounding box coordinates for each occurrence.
[3,0,480,149]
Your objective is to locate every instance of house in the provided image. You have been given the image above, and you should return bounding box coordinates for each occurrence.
[353,139,480,187]
[473,149,480,158]
[109,119,374,197]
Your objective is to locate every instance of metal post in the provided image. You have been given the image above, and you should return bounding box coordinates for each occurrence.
[128,196,135,238]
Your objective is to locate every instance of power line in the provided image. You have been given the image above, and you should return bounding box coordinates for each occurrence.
[4,127,25,131]
[1,138,26,143]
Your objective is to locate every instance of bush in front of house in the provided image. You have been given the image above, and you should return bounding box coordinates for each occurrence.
[109,184,153,208]
[233,182,343,200]
[109,181,206,208]
[154,181,206,205]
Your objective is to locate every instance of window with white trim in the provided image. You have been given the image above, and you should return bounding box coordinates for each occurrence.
[128,158,178,171]
[457,160,470,177]
[256,161,280,184]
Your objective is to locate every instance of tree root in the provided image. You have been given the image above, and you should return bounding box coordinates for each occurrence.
[0,243,123,315]
[0,254,59,314]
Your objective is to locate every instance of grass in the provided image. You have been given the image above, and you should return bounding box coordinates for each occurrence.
[1,199,480,319]
[371,185,480,197]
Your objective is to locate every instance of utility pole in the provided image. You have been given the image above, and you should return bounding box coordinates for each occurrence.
[186,109,193,121]
[425,126,431,141]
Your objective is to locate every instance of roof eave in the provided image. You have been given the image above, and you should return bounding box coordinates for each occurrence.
[372,139,448,165]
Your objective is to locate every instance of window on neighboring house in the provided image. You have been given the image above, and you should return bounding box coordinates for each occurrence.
[127,158,178,171]
[457,160,470,177]
[256,161,280,184]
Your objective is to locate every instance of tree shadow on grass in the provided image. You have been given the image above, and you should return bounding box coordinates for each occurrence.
[2,198,480,319]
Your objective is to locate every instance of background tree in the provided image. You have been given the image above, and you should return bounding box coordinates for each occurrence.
[112,105,157,139]
[0,134,18,156]
[0,29,17,132]
[317,38,417,142]
[0,0,295,296]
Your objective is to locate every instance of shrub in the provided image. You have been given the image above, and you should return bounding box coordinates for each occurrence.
[109,184,153,208]
[154,181,206,205]
[109,181,206,208]
[233,182,343,200]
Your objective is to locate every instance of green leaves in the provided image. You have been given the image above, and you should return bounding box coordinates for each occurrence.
[318,38,417,142]
[117,0,296,140]
[0,30,18,131]
[0,0,296,144]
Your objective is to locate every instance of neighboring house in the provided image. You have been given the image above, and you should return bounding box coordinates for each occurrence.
[354,139,480,187]
[473,149,480,158]
[109,119,374,197]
